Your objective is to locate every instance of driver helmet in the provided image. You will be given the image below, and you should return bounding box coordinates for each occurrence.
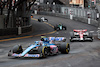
[44,38,49,42]
[59,23,61,26]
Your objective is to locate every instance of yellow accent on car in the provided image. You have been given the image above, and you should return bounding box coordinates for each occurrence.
[66,43,69,53]
[42,47,47,57]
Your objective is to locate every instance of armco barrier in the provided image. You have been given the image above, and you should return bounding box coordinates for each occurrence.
[22,25,32,33]
[0,25,32,36]
[38,11,99,27]
[73,16,99,27]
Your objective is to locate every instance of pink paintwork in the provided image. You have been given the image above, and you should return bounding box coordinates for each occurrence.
[74,29,87,40]
[50,45,58,53]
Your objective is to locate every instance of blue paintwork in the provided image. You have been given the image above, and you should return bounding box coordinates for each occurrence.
[49,37,65,41]
[21,44,39,56]
[20,37,65,56]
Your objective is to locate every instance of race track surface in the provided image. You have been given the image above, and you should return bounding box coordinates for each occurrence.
[0,15,100,67]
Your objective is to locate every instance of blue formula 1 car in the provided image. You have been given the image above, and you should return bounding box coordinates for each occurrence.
[8,37,70,58]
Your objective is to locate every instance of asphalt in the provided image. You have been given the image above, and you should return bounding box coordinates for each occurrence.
[0,15,100,67]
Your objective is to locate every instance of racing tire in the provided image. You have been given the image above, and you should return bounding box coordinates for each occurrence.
[70,32,74,42]
[63,26,67,30]
[59,43,70,54]
[90,39,93,42]
[12,45,23,54]
[56,27,60,31]
[45,19,48,22]
[38,46,48,58]
[62,39,66,42]
[90,37,93,42]
[70,38,74,42]
[54,26,56,30]
[38,19,41,22]
[88,33,93,42]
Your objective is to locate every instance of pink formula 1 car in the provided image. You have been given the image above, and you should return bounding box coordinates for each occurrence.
[70,29,93,42]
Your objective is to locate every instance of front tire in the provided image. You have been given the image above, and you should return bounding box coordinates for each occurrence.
[12,45,23,54]
[38,19,41,22]
[88,33,93,42]
[38,46,48,58]
[70,32,74,42]
[56,27,60,31]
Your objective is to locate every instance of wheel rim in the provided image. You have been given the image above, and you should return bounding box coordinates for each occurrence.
[66,44,70,53]
[44,49,48,56]
[57,28,59,31]
[63,28,66,30]
[42,47,47,57]
[67,46,70,52]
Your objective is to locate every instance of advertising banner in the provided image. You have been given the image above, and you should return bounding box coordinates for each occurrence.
[69,0,84,5]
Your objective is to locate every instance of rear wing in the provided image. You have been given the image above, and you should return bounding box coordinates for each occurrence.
[48,37,66,42]
[73,29,87,32]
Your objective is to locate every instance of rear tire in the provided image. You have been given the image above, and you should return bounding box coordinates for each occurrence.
[88,33,93,42]
[70,32,74,42]
[70,38,73,42]
[90,39,93,42]
[59,43,70,54]
[45,19,48,22]
[90,37,93,42]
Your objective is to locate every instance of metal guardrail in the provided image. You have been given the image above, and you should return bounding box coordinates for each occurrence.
[37,4,97,20]
[38,11,98,26]
[38,11,99,39]
[96,4,100,39]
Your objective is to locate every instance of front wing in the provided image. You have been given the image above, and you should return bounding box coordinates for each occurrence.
[70,37,92,41]
[8,53,41,58]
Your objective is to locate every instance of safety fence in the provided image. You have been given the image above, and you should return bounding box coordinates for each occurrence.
[36,4,98,20]
[38,11,98,27]
[61,7,97,20]
[34,4,99,27]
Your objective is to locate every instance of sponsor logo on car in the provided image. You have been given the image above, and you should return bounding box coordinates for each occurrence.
[24,54,40,57]
[12,53,21,57]
[49,37,65,41]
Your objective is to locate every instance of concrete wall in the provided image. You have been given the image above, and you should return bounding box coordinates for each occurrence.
[0,15,6,29]
[0,25,32,36]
